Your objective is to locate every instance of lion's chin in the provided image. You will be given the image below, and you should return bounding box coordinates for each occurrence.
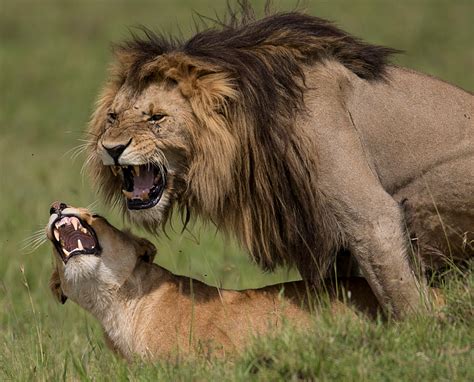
[126,189,172,228]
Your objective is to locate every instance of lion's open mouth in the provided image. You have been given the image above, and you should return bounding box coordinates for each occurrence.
[51,215,100,263]
[111,165,166,210]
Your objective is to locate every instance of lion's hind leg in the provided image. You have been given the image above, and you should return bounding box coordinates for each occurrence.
[394,155,474,271]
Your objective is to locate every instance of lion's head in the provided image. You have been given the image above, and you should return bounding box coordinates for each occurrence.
[87,6,395,276]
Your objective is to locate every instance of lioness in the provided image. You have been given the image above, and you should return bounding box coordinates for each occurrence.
[86,6,473,318]
[47,202,379,360]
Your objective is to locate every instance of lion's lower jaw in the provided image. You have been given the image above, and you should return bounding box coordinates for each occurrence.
[126,193,171,228]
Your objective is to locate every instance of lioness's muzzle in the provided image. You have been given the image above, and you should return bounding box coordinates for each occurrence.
[49,208,101,263]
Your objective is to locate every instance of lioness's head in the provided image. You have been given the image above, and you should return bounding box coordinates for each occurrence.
[47,202,156,307]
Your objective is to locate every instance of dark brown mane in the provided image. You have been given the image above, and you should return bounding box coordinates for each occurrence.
[104,3,398,278]
[118,2,398,130]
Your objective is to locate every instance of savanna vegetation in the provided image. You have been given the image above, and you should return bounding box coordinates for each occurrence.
[1,1,472,380]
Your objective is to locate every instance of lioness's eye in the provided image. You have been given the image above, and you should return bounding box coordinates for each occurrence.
[107,112,117,124]
[148,114,166,123]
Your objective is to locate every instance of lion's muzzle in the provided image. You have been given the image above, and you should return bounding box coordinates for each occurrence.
[110,164,167,210]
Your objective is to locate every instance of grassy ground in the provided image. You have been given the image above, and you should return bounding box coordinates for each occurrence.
[1,0,473,380]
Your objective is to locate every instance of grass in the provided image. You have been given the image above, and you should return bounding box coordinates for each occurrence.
[0,0,473,380]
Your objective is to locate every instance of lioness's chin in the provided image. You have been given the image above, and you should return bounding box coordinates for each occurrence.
[63,255,101,281]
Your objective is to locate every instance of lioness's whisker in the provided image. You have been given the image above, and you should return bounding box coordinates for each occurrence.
[86,200,100,213]
[21,229,48,253]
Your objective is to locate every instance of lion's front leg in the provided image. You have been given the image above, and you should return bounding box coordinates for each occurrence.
[312,110,428,318]
[341,197,428,318]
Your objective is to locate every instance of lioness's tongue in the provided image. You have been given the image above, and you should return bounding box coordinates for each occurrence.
[58,225,95,252]
[132,166,154,199]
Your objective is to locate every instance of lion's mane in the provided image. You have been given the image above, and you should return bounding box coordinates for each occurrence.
[89,3,398,281]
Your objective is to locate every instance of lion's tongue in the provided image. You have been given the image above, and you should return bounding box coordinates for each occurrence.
[132,166,155,199]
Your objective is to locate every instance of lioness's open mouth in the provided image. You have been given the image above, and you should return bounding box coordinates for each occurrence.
[51,215,100,263]
[110,165,166,210]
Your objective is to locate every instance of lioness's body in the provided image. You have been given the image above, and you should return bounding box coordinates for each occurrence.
[88,10,473,318]
[47,205,379,360]
[102,266,374,359]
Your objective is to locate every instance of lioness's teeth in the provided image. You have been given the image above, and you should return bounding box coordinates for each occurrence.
[63,248,71,257]
[122,190,133,199]
[81,227,87,234]
[54,229,60,241]
[72,218,78,231]
[134,165,140,177]
[77,239,84,250]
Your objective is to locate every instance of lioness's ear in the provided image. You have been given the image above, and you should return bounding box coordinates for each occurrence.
[49,268,67,304]
[136,238,157,264]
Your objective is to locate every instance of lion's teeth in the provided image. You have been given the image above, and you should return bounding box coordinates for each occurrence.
[54,229,60,241]
[134,165,140,177]
[77,239,84,250]
[81,227,87,234]
[122,190,133,199]
[110,166,119,176]
[62,248,70,257]
[72,218,78,231]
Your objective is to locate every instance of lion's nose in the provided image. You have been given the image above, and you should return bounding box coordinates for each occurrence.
[50,202,68,215]
[102,138,132,165]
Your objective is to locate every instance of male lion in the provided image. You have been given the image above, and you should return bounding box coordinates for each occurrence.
[47,202,379,360]
[86,7,473,318]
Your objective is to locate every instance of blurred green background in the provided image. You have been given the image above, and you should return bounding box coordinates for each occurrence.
[0,0,473,378]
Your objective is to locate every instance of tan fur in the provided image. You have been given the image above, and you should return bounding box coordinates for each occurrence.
[86,9,473,318]
[47,207,381,361]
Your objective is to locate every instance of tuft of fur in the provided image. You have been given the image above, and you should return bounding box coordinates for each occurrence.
[88,3,398,282]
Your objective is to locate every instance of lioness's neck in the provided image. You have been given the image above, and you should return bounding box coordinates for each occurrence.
[81,261,170,359]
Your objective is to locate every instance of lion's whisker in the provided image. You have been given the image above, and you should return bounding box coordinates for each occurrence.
[62,143,90,161]
[81,154,95,177]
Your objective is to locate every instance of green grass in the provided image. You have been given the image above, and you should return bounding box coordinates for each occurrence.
[1,0,473,380]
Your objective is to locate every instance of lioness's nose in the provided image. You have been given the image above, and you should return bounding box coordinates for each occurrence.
[50,202,68,215]
[102,139,132,164]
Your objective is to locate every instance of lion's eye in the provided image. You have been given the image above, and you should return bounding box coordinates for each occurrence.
[148,114,166,123]
[107,112,117,124]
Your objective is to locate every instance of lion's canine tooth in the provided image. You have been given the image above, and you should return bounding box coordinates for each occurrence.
[122,189,133,199]
[54,229,60,241]
[62,248,70,257]
[72,218,78,231]
[77,239,84,250]
[134,165,140,177]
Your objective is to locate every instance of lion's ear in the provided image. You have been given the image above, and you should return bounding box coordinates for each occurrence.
[49,268,67,305]
[136,237,157,264]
